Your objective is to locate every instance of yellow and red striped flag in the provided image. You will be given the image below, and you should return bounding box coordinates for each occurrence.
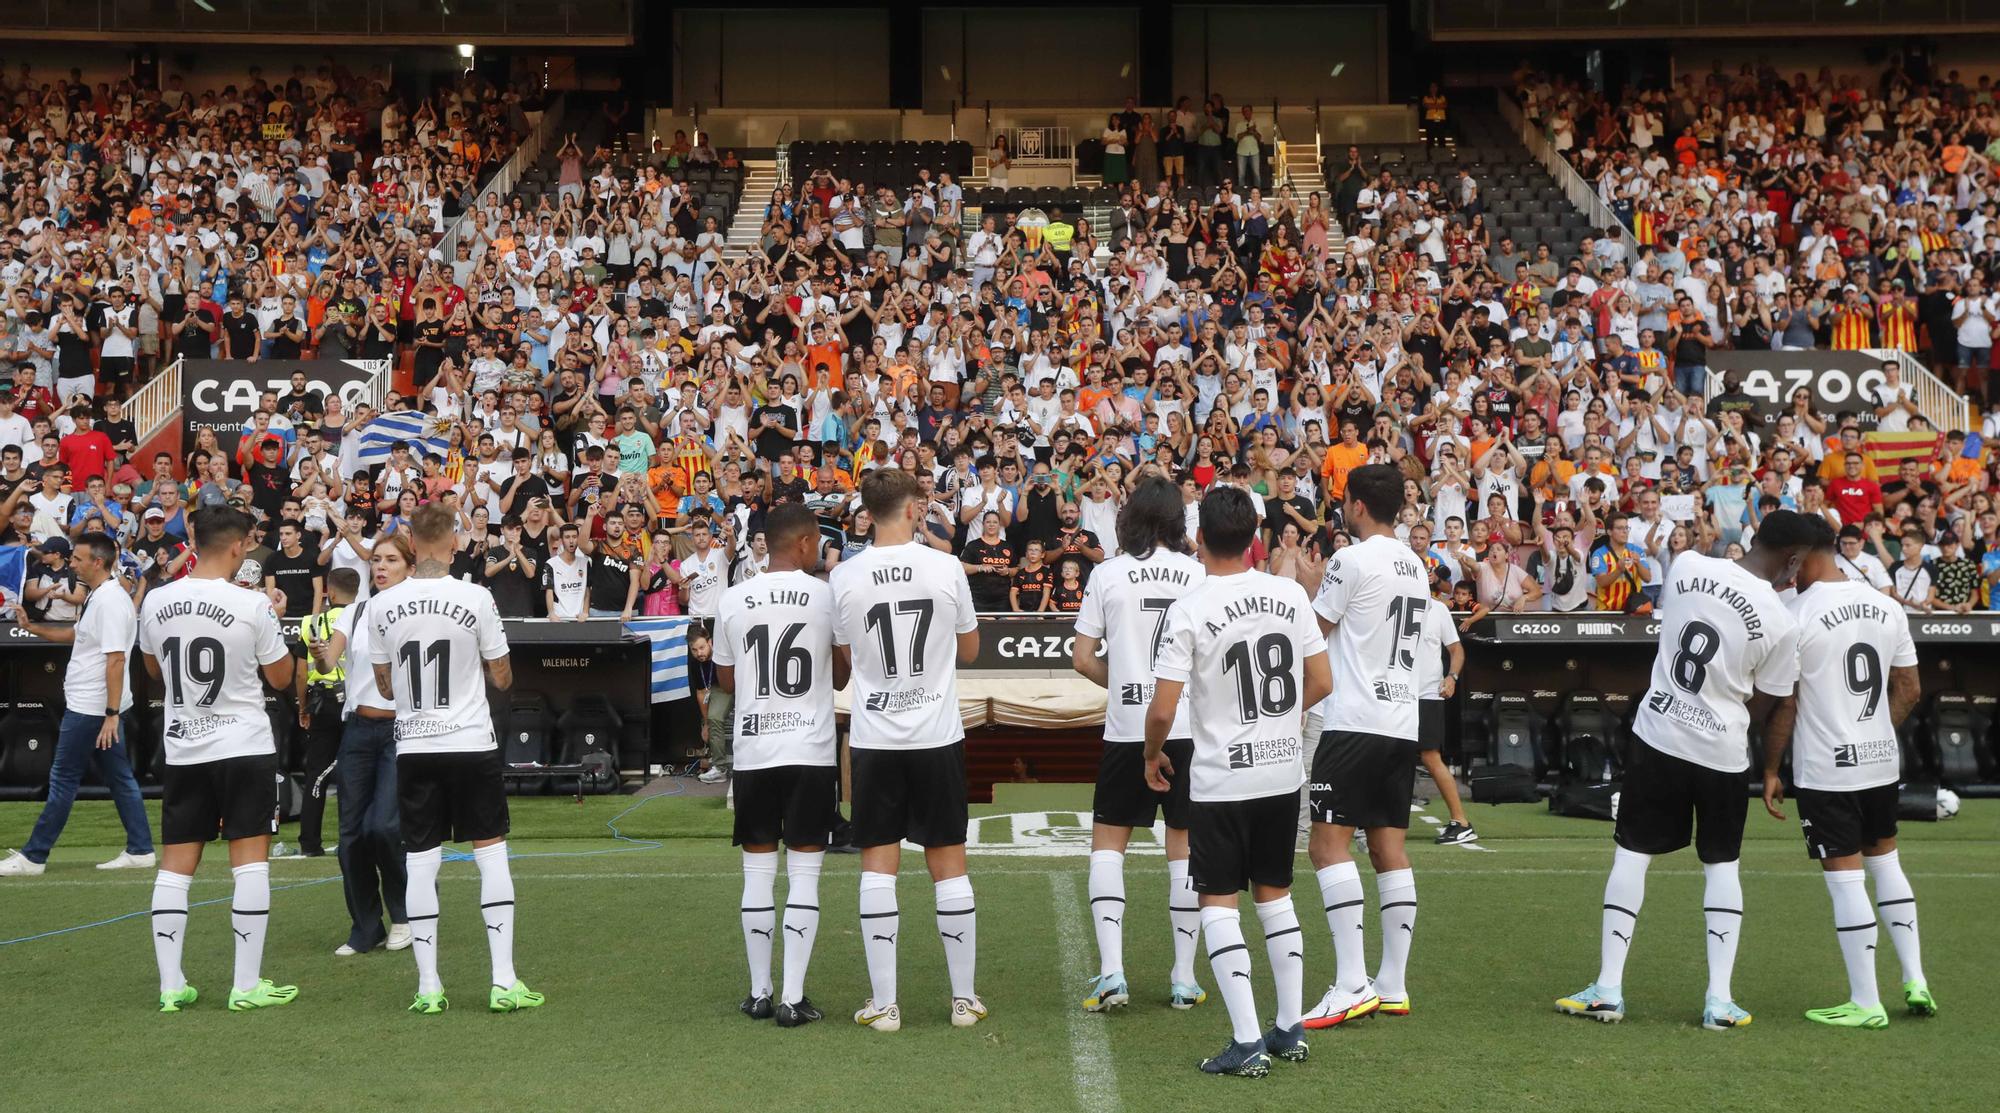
[1864,430,1941,473]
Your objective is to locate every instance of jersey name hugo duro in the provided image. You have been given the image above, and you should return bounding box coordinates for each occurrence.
[1075,549,1206,742]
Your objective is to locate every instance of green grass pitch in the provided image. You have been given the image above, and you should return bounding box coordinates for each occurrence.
[2,785,1993,1113]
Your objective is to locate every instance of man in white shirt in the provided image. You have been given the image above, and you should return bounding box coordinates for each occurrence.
[1557,511,1819,1031]
[1761,528,1933,1026]
[832,470,982,1032]
[132,510,300,1011]
[0,532,155,878]
[541,522,590,620]
[370,502,539,1015]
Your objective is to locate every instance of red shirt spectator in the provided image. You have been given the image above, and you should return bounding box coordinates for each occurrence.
[58,413,117,485]
[1826,471,1882,526]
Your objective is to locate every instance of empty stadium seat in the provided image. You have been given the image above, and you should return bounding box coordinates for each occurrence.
[1929,691,1995,788]
[505,692,555,795]
[0,705,58,792]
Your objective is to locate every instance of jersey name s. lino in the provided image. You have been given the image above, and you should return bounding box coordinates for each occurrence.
[1311,533,1428,740]
[712,569,837,770]
[1074,548,1206,742]
[138,578,290,765]
[832,540,978,751]
[1787,579,1918,791]
[1634,552,1800,772]
[1154,569,1327,803]
[368,576,511,754]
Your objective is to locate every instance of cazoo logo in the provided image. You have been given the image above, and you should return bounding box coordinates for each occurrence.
[995,634,1104,660]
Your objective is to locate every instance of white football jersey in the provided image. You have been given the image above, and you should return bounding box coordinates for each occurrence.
[367,576,510,754]
[1634,552,1799,772]
[1074,548,1206,742]
[680,547,727,617]
[832,540,978,751]
[1787,579,1918,791]
[138,577,289,765]
[1155,569,1326,803]
[1311,533,1429,740]
[543,551,589,619]
[712,569,837,770]
[1416,596,1461,700]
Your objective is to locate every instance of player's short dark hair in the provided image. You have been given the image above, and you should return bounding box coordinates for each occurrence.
[1117,475,1189,558]
[860,468,921,520]
[327,567,362,597]
[1344,463,1403,526]
[1751,508,1833,554]
[190,506,250,554]
[1198,486,1260,559]
[409,501,456,546]
[765,502,818,552]
[73,531,117,568]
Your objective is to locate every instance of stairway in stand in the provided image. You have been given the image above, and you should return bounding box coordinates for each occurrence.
[722,159,779,260]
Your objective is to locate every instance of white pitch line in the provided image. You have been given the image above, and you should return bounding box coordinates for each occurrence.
[1050,872,1122,1113]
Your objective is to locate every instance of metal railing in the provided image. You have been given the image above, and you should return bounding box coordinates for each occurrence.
[1874,349,1973,437]
[129,356,184,445]
[1498,90,1637,262]
[436,93,566,268]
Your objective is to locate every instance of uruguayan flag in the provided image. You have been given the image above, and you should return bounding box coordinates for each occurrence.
[624,617,695,704]
[338,411,453,478]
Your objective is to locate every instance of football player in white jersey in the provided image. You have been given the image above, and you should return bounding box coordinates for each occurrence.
[369,503,541,1015]
[1416,596,1475,845]
[1762,527,1933,1027]
[136,508,298,1013]
[1557,510,1819,1030]
[1072,475,1209,1013]
[1146,486,1331,1077]
[831,469,982,1032]
[1301,464,1431,1028]
[713,504,848,1028]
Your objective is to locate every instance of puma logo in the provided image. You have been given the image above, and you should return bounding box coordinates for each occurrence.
[1230,971,1250,980]
[155,930,178,942]
[1866,944,1877,952]
[872,933,897,944]
[1893,920,1914,931]
[1611,930,1630,945]
[940,931,965,943]
[232,928,251,942]
[1100,916,1121,926]
[1287,951,1303,959]
[1176,926,1196,938]
[749,928,772,939]
[785,925,807,937]
[1400,923,1413,933]
[1707,929,1730,942]
[486,922,504,934]
[415,935,434,946]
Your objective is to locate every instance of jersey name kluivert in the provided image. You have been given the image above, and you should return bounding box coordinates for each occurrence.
[1787,578,1917,791]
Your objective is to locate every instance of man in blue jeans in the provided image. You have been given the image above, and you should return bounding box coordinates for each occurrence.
[1,532,155,876]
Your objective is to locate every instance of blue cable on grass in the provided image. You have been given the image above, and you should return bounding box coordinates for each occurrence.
[1,783,688,946]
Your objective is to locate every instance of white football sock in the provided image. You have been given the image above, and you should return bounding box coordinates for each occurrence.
[1087,849,1126,979]
[1315,861,1367,992]
[1374,868,1417,999]
[780,850,824,1006]
[858,871,899,1006]
[151,870,192,994]
[1201,905,1261,1044]
[935,874,977,1000]
[230,862,271,993]
[1255,895,1304,1031]
[1866,850,1925,984]
[1596,846,1650,990]
[1702,859,1743,1003]
[1824,868,1880,1009]
[406,846,444,996]
[474,842,518,989]
[1167,856,1200,986]
[740,849,779,999]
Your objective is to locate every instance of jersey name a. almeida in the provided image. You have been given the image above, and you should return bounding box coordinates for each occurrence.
[1075,548,1205,741]
[138,578,290,765]
[1155,569,1326,802]
[1787,579,1918,791]
[712,569,837,770]
[368,576,511,754]
[832,539,978,751]
[1634,552,1799,772]
[1312,533,1428,740]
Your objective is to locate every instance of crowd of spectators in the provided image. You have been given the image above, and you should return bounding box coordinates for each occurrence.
[5,67,2000,642]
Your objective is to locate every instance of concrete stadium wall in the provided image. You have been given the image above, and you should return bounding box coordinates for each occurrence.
[675,9,892,110]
